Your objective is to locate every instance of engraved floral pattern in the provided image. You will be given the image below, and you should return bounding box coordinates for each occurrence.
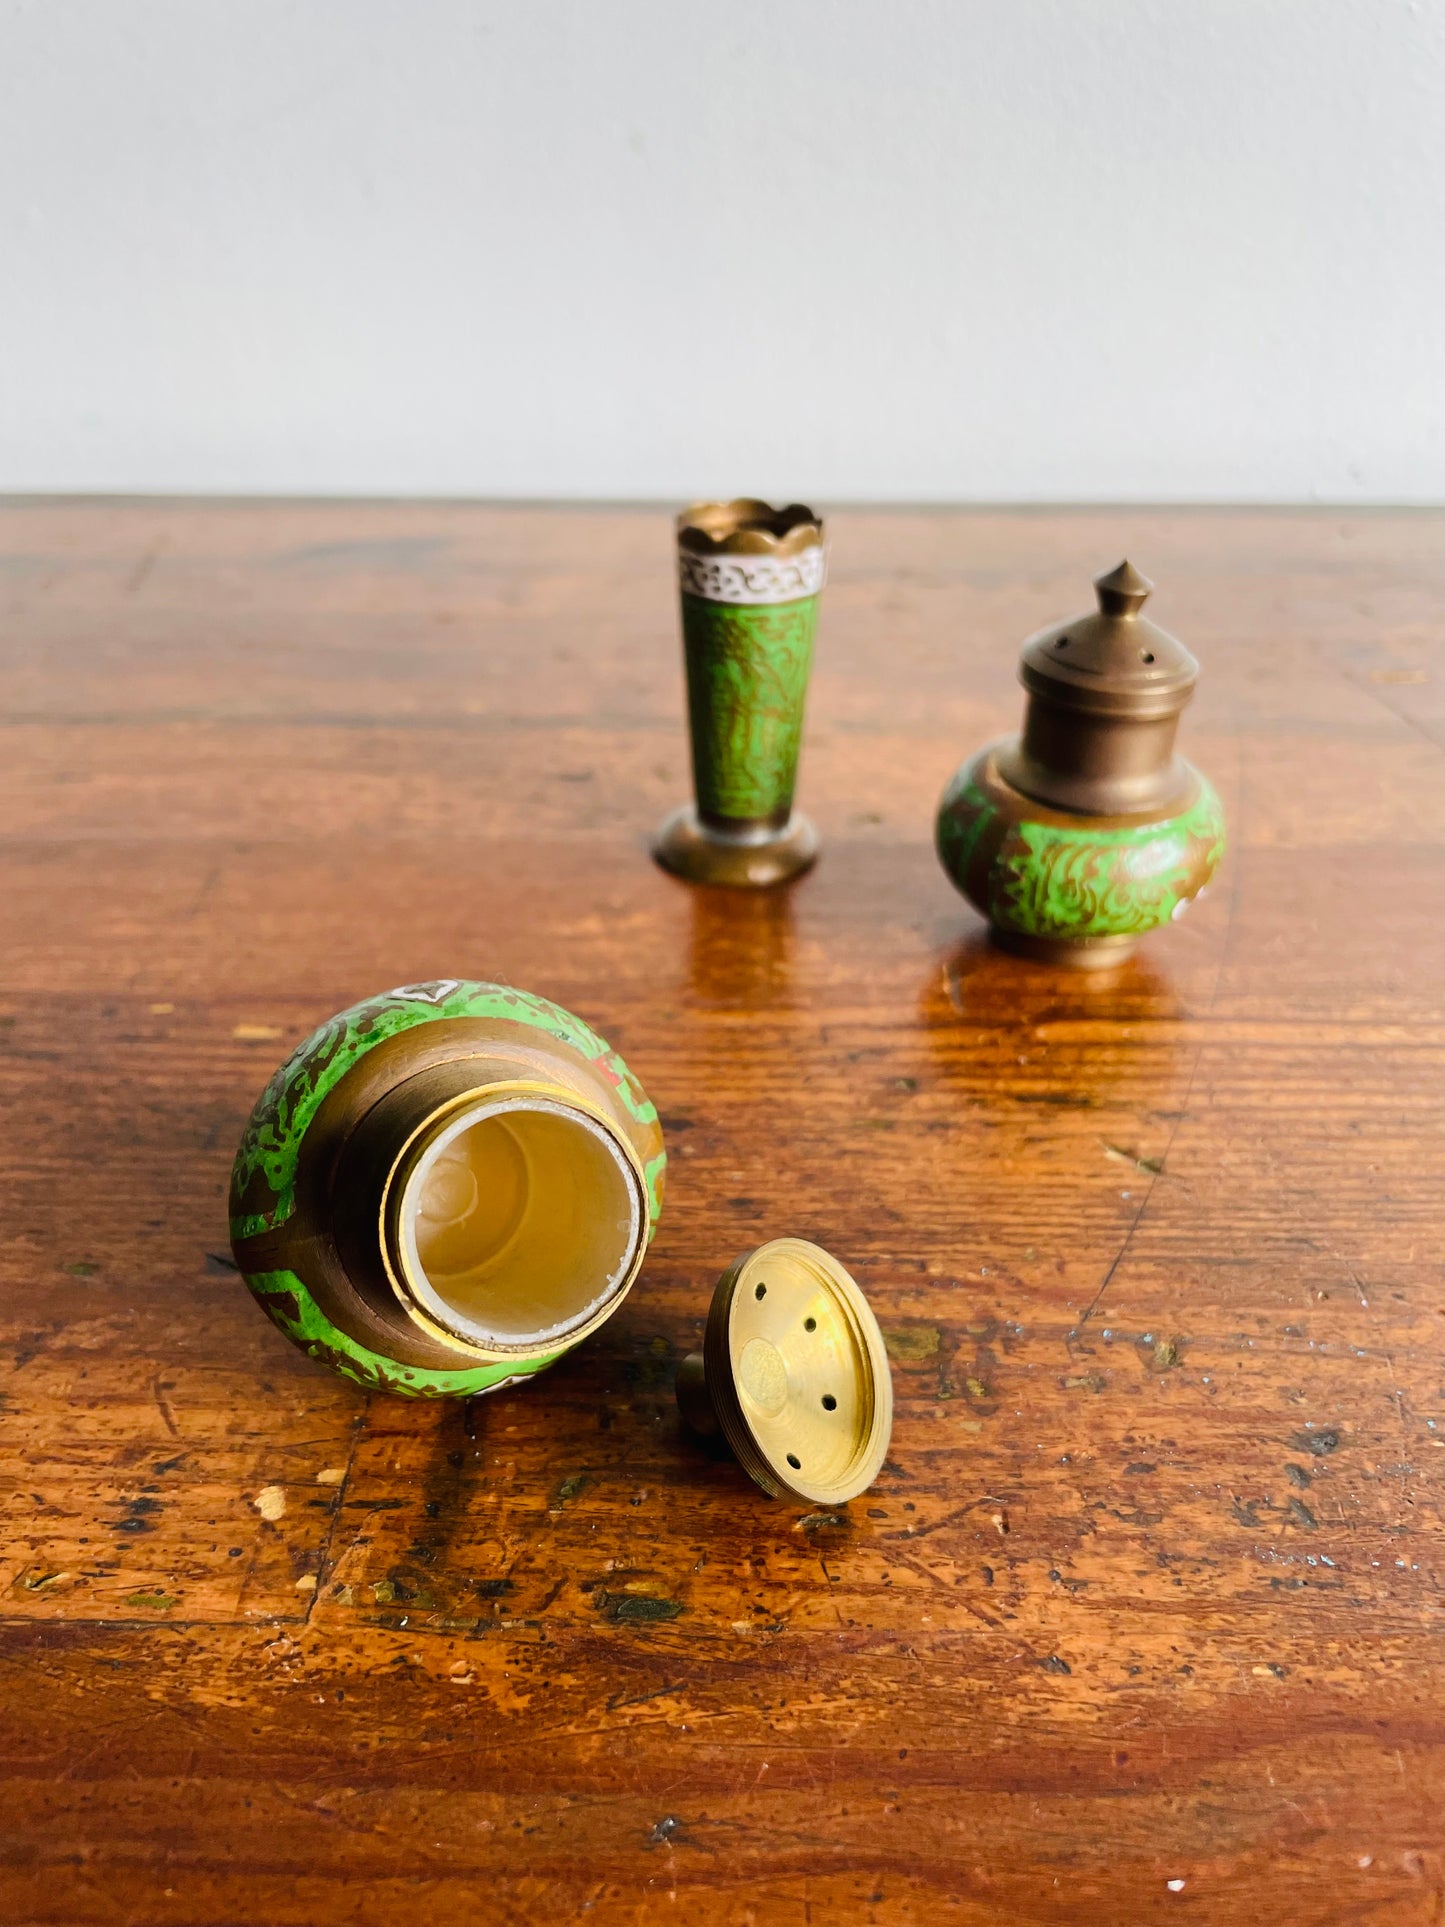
[992,789,1225,937]
[678,547,826,605]
[230,980,663,1239]
[936,768,1225,941]
[681,599,818,820]
[228,980,666,1402]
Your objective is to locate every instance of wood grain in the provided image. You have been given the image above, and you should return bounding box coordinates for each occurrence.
[0,500,1442,1924]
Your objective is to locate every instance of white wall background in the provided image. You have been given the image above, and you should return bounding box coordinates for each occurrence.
[1,0,1442,502]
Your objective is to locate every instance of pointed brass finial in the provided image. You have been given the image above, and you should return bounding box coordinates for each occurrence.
[1094,558,1154,617]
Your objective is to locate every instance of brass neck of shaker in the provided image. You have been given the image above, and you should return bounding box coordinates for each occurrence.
[330,1060,648,1362]
[996,560,1200,817]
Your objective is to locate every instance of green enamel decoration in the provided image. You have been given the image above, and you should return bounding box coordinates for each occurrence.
[935,562,1223,956]
[936,771,1002,889]
[640,1149,665,1227]
[230,977,661,1241]
[993,779,1225,939]
[229,979,665,1403]
[937,762,1225,943]
[245,1269,558,1400]
[680,591,818,820]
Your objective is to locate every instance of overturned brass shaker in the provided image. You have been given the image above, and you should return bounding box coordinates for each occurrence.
[229,981,664,1399]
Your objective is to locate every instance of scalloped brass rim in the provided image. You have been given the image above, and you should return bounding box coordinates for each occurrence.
[677,498,824,557]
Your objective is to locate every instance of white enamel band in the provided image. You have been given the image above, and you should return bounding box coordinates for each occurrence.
[678,545,827,606]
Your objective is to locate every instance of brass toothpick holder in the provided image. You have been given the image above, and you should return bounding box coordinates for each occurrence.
[655,499,825,888]
[677,1238,893,1504]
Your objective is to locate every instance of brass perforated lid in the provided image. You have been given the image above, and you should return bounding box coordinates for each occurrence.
[677,1238,893,1505]
[1018,560,1198,720]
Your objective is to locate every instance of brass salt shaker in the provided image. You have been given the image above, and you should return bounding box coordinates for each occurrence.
[935,561,1225,967]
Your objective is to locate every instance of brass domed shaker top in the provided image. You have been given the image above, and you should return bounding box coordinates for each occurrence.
[997,561,1200,817]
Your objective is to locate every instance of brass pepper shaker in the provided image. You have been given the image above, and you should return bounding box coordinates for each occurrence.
[935,561,1225,967]
[677,1238,893,1504]
[654,499,825,887]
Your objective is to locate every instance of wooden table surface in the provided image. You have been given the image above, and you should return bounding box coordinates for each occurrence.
[1,500,1442,1925]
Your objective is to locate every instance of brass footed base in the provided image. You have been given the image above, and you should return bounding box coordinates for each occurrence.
[991,928,1140,972]
[653,807,818,889]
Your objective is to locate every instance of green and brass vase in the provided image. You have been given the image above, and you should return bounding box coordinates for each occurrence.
[936,562,1225,968]
[655,498,825,887]
[229,980,665,1398]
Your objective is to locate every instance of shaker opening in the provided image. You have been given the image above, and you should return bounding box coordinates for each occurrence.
[395,1095,644,1353]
